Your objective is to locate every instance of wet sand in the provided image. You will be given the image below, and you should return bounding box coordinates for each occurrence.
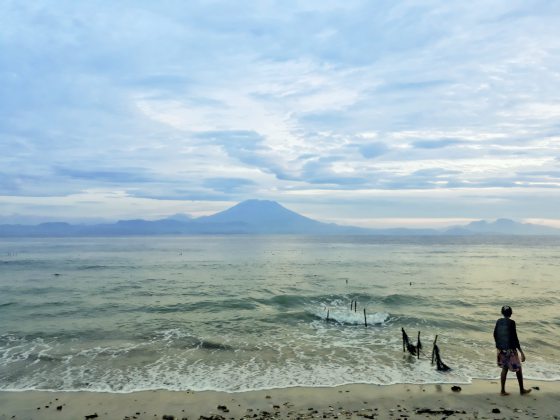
[1,379,558,419]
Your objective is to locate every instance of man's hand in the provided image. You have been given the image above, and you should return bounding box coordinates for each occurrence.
[520,350,526,362]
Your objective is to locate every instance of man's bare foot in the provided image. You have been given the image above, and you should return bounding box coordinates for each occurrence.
[520,388,532,395]
[500,391,510,396]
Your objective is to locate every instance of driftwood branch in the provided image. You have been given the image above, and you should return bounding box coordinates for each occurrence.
[431,334,450,371]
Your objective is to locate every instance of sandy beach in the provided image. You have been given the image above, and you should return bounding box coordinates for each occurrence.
[1,380,558,420]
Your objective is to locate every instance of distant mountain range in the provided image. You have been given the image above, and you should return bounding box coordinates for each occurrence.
[1,199,559,237]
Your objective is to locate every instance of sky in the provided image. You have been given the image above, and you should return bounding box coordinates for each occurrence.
[1,0,560,228]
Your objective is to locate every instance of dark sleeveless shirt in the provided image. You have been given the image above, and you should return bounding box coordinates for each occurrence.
[493,317,521,351]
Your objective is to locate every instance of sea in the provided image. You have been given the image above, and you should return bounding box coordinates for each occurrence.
[1,235,559,393]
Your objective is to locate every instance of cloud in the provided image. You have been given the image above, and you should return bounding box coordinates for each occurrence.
[55,167,154,183]
[1,1,560,223]
[203,177,256,193]
[377,79,451,93]
[411,139,467,149]
[355,142,390,159]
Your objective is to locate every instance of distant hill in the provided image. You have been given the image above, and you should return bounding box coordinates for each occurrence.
[195,199,364,234]
[164,213,192,222]
[444,218,560,236]
[0,200,369,236]
[1,200,559,237]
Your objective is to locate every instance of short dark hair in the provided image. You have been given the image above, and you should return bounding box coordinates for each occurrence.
[501,305,512,317]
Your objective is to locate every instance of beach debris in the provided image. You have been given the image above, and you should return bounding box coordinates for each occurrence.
[451,386,462,392]
[492,408,501,413]
[217,405,229,413]
[198,416,225,420]
[85,414,98,420]
[532,386,540,390]
[162,415,175,420]
[431,335,451,371]
[401,328,422,358]
[415,408,466,416]
[56,405,63,411]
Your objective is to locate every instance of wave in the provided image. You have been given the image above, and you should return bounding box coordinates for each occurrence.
[77,264,139,270]
[1,355,558,393]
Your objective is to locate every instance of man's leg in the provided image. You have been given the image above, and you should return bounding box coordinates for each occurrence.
[500,367,509,395]
[516,368,532,395]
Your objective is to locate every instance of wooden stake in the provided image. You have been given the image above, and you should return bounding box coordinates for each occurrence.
[431,335,438,365]
[326,308,330,321]
[417,331,421,359]
[363,308,367,327]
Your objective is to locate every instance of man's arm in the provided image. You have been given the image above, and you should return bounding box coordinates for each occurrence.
[511,320,526,362]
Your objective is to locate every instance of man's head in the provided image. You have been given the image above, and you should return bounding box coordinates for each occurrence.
[501,305,513,318]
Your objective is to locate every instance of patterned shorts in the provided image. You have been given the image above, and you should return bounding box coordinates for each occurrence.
[497,349,521,372]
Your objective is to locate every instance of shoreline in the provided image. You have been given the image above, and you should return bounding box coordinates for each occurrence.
[1,379,558,419]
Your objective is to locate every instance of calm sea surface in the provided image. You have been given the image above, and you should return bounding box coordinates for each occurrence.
[1,235,559,392]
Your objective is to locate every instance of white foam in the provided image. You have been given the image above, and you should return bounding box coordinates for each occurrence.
[310,302,390,326]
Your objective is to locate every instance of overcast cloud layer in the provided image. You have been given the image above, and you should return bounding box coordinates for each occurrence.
[1,1,560,227]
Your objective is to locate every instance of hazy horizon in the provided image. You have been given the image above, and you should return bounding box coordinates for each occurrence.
[2,198,560,231]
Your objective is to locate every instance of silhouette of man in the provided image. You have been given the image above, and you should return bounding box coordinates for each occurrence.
[493,305,531,395]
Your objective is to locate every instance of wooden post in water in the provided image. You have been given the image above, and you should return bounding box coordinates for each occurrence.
[363,308,367,327]
[354,301,357,312]
[326,308,330,321]
[417,331,421,359]
[431,335,438,365]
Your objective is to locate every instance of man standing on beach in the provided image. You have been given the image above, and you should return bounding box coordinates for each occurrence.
[493,305,532,396]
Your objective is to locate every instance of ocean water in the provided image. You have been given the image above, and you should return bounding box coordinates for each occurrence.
[1,235,559,393]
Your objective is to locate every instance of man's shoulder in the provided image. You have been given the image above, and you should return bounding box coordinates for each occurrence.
[495,317,514,326]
